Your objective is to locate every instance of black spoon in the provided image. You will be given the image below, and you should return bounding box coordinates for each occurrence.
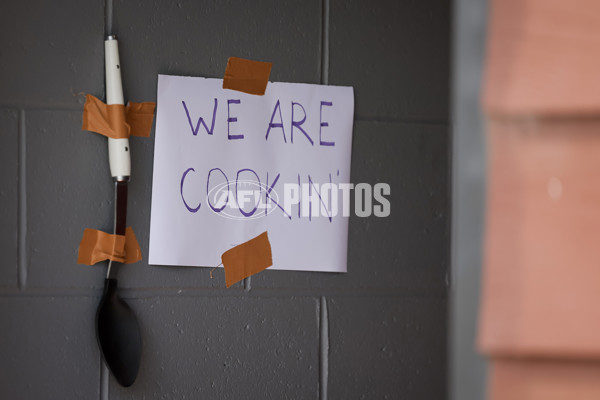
[95,36,142,387]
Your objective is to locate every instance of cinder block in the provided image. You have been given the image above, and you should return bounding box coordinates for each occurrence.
[26,110,111,288]
[0,109,19,287]
[112,0,322,102]
[0,296,100,399]
[328,296,447,399]
[252,121,449,293]
[330,0,450,120]
[109,296,319,399]
[0,0,104,107]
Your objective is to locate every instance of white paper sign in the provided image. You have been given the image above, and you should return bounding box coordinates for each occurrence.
[149,75,354,272]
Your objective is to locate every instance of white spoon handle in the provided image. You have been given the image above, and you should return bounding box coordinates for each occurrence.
[104,36,130,181]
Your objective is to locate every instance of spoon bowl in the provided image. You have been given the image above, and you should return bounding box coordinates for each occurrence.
[96,278,141,387]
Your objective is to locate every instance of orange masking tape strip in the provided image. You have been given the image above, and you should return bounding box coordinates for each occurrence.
[222,57,272,95]
[82,94,156,138]
[82,94,129,138]
[126,101,157,137]
[78,227,142,265]
[221,231,273,288]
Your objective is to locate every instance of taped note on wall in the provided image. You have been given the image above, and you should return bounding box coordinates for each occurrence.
[149,75,354,272]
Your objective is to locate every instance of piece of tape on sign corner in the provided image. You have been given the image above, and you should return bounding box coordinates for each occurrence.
[82,94,156,139]
[78,227,142,265]
[222,57,272,95]
[222,231,273,288]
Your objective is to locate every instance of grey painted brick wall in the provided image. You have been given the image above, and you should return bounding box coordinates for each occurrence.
[0,0,450,399]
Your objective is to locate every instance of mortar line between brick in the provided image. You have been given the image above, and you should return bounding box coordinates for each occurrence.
[100,2,112,398]
[320,0,330,85]
[0,104,86,111]
[319,296,329,400]
[17,109,27,290]
[100,362,109,400]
